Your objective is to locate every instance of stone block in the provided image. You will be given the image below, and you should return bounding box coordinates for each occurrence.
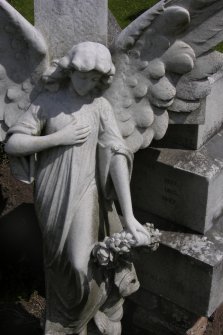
[124,292,223,335]
[34,0,108,59]
[133,305,208,335]
[131,294,207,335]
[168,99,206,126]
[157,74,223,149]
[132,220,223,317]
[131,129,223,233]
[130,289,200,335]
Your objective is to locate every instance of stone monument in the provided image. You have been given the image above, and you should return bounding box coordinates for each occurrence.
[1,0,223,334]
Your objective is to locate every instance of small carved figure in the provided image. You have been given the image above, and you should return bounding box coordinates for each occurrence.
[1,0,223,334]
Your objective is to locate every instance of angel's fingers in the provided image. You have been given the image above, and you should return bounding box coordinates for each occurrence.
[75,125,90,130]
[76,128,91,135]
[75,138,88,144]
[128,226,140,244]
[136,225,150,238]
[76,132,91,140]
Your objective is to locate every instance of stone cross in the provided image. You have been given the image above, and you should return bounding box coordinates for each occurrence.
[34,0,108,60]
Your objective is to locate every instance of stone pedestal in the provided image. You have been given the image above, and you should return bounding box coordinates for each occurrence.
[124,290,223,335]
[132,219,223,317]
[131,129,223,234]
[129,290,206,335]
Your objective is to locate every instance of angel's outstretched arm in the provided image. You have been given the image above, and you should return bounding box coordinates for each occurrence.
[5,120,91,156]
[110,154,150,246]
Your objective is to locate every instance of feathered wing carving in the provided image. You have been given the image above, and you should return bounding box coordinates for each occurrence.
[0,0,48,141]
[105,0,223,153]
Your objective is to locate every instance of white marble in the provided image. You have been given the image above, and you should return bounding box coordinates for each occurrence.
[5,40,151,335]
[1,0,223,334]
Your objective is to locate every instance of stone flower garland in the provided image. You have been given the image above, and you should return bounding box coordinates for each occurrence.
[92,223,161,268]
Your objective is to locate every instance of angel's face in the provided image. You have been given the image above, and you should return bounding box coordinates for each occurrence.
[69,70,102,96]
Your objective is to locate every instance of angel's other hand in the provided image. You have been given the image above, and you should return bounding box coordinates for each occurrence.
[124,216,151,246]
[57,119,91,146]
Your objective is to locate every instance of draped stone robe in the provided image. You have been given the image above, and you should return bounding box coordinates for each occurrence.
[8,87,133,334]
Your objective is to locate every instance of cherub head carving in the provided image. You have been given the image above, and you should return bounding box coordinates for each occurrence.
[42,42,116,96]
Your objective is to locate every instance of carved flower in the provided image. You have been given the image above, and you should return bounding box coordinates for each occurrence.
[92,242,114,266]
[105,232,133,254]
[92,225,161,267]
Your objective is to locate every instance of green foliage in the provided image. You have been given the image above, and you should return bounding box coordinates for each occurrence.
[216,43,223,53]
[7,0,34,23]
[108,0,159,28]
[7,0,158,28]
[5,0,223,53]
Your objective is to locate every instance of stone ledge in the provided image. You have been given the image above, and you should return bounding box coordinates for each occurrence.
[132,129,223,233]
[132,218,223,317]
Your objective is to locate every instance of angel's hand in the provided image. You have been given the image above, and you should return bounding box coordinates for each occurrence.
[124,216,151,247]
[57,119,91,146]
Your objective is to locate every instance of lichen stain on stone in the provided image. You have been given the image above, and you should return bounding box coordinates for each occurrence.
[161,231,223,265]
[174,151,222,179]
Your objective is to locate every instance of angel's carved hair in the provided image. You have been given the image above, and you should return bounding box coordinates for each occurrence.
[42,42,115,90]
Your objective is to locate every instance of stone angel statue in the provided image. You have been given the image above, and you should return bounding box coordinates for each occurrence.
[1,0,223,334]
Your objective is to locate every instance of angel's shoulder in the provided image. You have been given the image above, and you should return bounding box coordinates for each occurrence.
[97,96,114,119]
[32,88,66,117]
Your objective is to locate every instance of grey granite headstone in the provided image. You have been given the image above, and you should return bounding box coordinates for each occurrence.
[132,128,223,234]
[34,0,108,59]
[132,218,223,317]
[130,290,204,335]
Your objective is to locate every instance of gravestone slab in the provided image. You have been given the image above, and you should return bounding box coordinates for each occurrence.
[131,129,223,234]
[129,290,206,335]
[34,0,108,59]
[132,219,223,317]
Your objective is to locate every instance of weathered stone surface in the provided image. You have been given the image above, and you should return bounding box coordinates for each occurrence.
[132,129,223,233]
[168,51,223,125]
[34,0,108,59]
[123,290,223,335]
[157,73,223,149]
[130,289,200,335]
[108,10,121,48]
[132,304,208,335]
[131,220,223,317]
[168,99,206,125]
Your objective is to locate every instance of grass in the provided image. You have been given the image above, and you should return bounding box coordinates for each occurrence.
[4,0,223,52]
[108,0,159,28]
[6,0,158,28]
[7,0,34,24]
[215,43,223,53]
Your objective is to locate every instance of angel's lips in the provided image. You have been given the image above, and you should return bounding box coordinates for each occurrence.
[149,94,174,108]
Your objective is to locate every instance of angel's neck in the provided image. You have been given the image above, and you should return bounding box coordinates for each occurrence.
[68,83,95,103]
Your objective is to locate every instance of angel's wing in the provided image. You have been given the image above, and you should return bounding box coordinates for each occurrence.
[105,0,223,153]
[0,0,48,141]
